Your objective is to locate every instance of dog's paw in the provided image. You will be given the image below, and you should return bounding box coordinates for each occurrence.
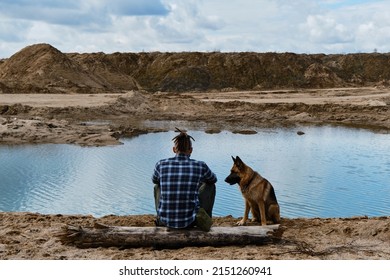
[236,219,247,226]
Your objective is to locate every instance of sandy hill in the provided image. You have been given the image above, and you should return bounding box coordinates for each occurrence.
[0,44,138,93]
[1,43,390,93]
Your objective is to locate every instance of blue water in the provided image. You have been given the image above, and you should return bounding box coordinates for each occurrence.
[0,126,389,218]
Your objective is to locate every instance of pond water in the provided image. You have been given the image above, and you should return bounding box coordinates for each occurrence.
[1,126,389,218]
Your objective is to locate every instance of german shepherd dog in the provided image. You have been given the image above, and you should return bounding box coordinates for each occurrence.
[225,156,280,226]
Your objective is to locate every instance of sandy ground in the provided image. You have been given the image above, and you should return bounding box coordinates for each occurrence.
[1,87,390,260]
[188,87,390,106]
[0,93,122,107]
[1,213,389,260]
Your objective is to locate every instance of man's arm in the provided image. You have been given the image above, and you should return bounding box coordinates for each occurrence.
[202,163,217,184]
[152,162,160,184]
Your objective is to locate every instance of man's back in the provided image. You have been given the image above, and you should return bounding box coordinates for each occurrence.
[153,154,217,228]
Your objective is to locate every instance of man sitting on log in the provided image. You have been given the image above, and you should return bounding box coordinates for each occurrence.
[152,128,217,231]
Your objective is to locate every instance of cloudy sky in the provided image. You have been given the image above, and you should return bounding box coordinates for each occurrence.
[1,0,389,58]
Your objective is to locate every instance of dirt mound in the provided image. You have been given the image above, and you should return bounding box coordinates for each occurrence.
[2,44,390,93]
[0,44,137,93]
[67,52,140,91]
[304,63,344,87]
[71,51,390,92]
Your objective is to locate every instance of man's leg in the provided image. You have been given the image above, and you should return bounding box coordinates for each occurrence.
[153,184,160,213]
[153,184,165,226]
[198,183,216,217]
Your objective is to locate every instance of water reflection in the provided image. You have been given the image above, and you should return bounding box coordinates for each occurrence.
[0,126,389,218]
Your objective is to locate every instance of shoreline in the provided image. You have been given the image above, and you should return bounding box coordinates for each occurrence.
[1,88,390,147]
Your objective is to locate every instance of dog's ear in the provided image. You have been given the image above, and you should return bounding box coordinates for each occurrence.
[231,156,236,163]
[235,156,245,170]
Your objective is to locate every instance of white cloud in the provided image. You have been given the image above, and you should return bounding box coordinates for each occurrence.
[0,19,30,42]
[299,0,390,53]
[1,0,390,57]
[305,15,353,44]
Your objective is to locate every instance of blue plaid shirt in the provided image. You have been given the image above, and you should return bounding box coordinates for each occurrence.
[152,154,217,228]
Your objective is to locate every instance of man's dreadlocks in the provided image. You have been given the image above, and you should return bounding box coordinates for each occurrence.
[172,127,195,153]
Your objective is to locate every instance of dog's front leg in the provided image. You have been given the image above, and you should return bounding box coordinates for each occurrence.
[237,201,250,226]
[258,200,267,226]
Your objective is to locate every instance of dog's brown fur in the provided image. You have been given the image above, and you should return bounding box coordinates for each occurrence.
[225,156,280,226]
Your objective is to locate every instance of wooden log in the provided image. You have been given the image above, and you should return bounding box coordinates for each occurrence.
[57,222,280,249]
